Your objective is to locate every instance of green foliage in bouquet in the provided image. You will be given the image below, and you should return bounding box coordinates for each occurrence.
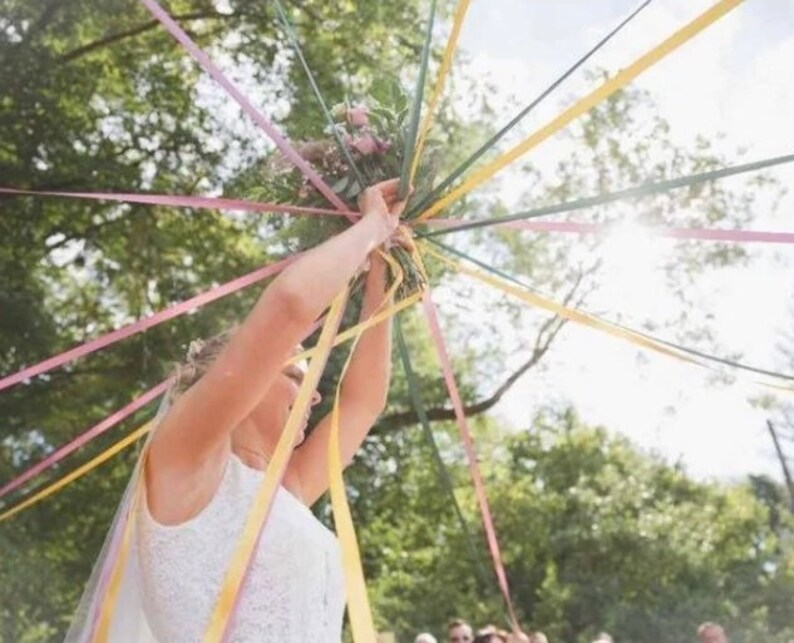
[248,79,442,298]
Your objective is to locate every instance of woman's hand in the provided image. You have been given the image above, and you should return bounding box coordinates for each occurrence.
[358,178,408,243]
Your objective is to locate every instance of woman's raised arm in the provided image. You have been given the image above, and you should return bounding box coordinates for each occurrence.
[147,179,406,504]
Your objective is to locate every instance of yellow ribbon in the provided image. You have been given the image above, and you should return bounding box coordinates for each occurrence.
[424,243,794,393]
[0,422,152,524]
[329,250,405,643]
[408,0,472,185]
[204,287,350,642]
[93,450,149,642]
[288,292,421,366]
[417,0,744,221]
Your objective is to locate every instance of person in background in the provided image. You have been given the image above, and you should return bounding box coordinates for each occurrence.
[527,632,548,643]
[475,624,531,643]
[697,622,729,643]
[447,619,474,643]
[415,634,438,643]
[473,625,501,643]
[592,633,614,643]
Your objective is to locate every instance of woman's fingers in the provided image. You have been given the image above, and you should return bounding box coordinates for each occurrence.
[390,199,407,218]
[372,178,400,195]
[362,178,411,225]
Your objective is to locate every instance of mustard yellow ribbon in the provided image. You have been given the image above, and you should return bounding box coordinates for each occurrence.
[424,243,694,362]
[0,422,152,524]
[93,448,149,642]
[289,292,421,366]
[204,287,350,642]
[417,0,744,221]
[409,0,472,185]
[329,250,405,643]
[424,243,794,393]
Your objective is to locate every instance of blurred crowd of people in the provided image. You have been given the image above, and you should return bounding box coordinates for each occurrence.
[411,618,730,643]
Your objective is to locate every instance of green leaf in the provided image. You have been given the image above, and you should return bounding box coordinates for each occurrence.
[398,0,437,200]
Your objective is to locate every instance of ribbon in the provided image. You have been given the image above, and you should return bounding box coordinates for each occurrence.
[415,152,794,237]
[421,294,520,630]
[0,256,296,393]
[92,445,149,643]
[204,289,349,642]
[416,0,744,221]
[138,0,349,213]
[395,318,495,595]
[328,250,405,643]
[430,237,794,384]
[0,187,352,217]
[423,243,794,393]
[272,0,367,191]
[407,0,654,218]
[0,380,170,499]
[423,218,794,244]
[0,422,152,524]
[408,0,471,185]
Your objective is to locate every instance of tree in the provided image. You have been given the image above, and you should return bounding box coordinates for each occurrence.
[0,0,786,639]
[354,408,794,643]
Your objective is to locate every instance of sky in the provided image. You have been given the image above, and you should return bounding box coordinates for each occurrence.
[445,0,794,481]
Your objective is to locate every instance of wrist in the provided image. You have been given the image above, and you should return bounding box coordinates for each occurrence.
[358,213,392,244]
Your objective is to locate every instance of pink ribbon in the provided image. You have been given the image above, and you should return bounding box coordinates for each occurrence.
[425,218,794,244]
[0,380,170,499]
[139,0,350,214]
[0,256,296,393]
[0,187,353,218]
[422,294,519,629]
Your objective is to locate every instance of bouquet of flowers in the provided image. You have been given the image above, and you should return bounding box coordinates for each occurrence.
[250,84,442,298]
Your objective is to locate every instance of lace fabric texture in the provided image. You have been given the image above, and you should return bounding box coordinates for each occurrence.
[136,454,345,642]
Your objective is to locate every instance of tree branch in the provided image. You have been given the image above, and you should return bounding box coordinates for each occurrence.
[58,10,242,64]
[375,273,584,435]
[767,419,794,514]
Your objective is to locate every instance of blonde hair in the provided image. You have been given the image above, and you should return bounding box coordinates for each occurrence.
[169,330,308,401]
[170,328,234,399]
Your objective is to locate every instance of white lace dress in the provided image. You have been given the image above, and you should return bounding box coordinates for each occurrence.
[136,454,345,642]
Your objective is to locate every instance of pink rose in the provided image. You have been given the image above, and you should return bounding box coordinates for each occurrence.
[374,138,391,154]
[352,134,378,155]
[347,104,369,127]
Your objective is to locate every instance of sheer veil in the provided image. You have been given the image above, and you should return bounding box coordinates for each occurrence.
[63,394,171,643]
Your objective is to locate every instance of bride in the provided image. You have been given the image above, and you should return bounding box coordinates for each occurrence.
[66,178,408,642]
